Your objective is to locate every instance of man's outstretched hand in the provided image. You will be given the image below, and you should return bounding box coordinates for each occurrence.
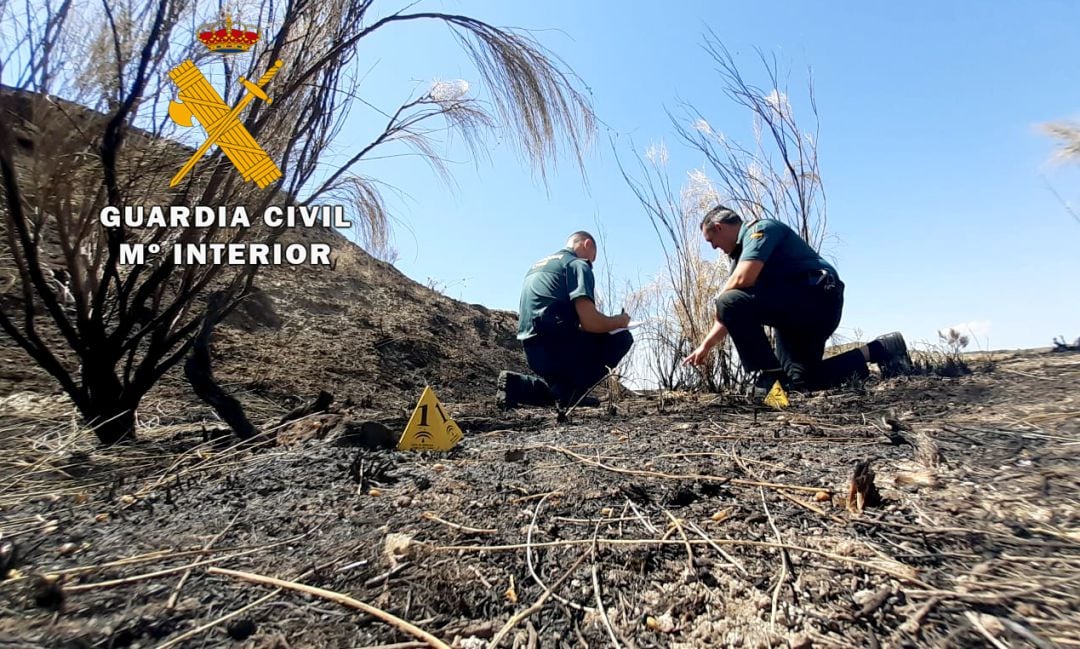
[682,345,709,366]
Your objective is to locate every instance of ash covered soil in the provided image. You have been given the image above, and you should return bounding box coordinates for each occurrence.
[1,350,1078,649]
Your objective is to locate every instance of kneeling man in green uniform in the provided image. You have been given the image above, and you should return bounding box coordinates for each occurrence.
[683,205,911,394]
[498,231,634,409]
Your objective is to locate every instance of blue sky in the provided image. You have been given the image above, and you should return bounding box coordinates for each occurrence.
[338,0,1080,352]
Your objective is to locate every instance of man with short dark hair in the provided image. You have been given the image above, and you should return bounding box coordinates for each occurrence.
[683,205,911,394]
[498,231,633,409]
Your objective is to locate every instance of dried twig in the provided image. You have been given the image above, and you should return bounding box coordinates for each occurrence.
[998,617,1057,649]
[421,511,497,534]
[898,596,940,635]
[964,611,1009,649]
[470,565,493,590]
[662,509,694,574]
[760,488,790,629]
[48,533,306,577]
[488,552,588,649]
[509,491,562,505]
[66,546,281,592]
[683,520,748,577]
[364,563,411,588]
[524,493,593,613]
[775,489,846,525]
[591,564,622,648]
[166,512,239,609]
[564,367,618,420]
[209,567,451,649]
[625,499,658,534]
[588,519,622,649]
[156,589,281,649]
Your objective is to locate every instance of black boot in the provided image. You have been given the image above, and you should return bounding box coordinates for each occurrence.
[868,332,912,378]
[496,371,515,409]
[751,368,793,399]
[497,371,557,409]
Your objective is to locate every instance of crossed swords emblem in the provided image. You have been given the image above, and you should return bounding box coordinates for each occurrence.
[167,59,284,189]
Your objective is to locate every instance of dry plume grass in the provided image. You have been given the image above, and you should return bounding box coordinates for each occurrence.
[1042,121,1080,161]
[620,149,748,392]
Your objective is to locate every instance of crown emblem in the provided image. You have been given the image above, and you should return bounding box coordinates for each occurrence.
[197,13,259,54]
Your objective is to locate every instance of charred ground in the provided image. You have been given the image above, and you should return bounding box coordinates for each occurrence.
[0,342,1077,648]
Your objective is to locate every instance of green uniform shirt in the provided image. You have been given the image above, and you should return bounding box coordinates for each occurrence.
[517,248,595,341]
[735,219,837,286]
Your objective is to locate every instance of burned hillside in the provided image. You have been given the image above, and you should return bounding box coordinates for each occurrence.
[0,85,529,418]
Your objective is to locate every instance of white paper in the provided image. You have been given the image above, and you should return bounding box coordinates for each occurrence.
[609,320,646,335]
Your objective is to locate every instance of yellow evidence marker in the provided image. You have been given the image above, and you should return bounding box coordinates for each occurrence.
[397,386,464,451]
[763,380,789,409]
